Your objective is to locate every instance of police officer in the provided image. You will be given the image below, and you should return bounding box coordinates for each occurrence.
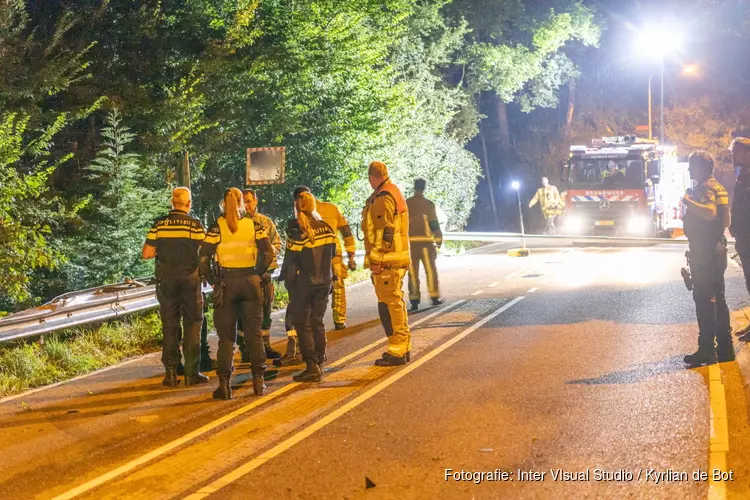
[292,186,356,330]
[362,161,412,366]
[142,187,209,387]
[236,188,282,360]
[407,178,443,312]
[682,151,734,367]
[199,188,275,399]
[529,176,562,235]
[280,191,337,382]
[729,137,750,341]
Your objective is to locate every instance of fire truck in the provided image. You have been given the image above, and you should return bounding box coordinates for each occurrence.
[560,135,691,236]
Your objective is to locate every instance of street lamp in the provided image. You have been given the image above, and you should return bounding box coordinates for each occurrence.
[638,27,682,144]
[511,181,526,250]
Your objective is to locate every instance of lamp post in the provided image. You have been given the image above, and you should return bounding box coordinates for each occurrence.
[648,62,698,142]
[511,181,526,250]
[638,27,681,144]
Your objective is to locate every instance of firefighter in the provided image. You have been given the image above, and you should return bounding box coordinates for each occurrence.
[235,188,282,360]
[529,176,563,235]
[682,151,734,367]
[280,191,337,382]
[729,137,750,341]
[199,188,275,400]
[292,186,356,330]
[362,161,412,366]
[406,178,444,312]
[142,187,209,388]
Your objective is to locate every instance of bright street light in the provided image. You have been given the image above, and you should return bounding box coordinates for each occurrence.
[511,181,520,190]
[681,64,699,76]
[638,25,683,145]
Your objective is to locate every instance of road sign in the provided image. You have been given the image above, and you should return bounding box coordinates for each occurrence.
[246,147,286,185]
[635,125,649,132]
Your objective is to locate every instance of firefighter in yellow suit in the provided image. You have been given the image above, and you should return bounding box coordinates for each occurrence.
[407,178,444,312]
[529,176,563,235]
[293,186,357,330]
[362,161,412,366]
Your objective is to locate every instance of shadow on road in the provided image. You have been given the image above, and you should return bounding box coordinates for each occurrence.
[565,355,687,385]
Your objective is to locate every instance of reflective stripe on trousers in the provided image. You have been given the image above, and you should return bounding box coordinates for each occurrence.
[372,267,411,357]
[408,242,440,301]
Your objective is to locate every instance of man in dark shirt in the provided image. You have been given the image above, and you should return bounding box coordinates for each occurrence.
[142,187,209,387]
[729,137,750,341]
[682,151,734,367]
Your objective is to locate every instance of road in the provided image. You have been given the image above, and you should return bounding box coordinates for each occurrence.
[2,243,750,499]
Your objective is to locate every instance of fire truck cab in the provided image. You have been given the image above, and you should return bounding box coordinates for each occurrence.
[560,135,689,236]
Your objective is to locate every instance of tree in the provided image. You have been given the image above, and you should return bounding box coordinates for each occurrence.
[0,1,99,308]
[64,109,167,288]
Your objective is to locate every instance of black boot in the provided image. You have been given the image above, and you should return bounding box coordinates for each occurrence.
[273,335,304,367]
[185,373,210,386]
[252,373,267,396]
[375,352,407,367]
[293,360,323,382]
[212,377,232,400]
[684,349,717,368]
[263,333,281,359]
[431,297,445,307]
[162,367,180,387]
[409,300,419,312]
[334,322,347,330]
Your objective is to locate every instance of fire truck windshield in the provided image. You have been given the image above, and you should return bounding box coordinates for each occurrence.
[569,158,645,189]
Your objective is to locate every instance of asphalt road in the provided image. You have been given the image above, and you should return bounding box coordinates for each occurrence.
[2,243,750,499]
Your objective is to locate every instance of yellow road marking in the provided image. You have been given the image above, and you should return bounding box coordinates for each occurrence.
[471,290,484,296]
[184,296,525,499]
[52,300,465,500]
[708,363,729,500]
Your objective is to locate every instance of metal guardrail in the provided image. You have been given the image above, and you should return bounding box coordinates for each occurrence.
[0,231,725,344]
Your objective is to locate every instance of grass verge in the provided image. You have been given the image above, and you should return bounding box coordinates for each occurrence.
[0,312,162,398]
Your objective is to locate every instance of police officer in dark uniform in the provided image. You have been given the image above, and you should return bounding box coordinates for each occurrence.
[142,187,209,387]
[281,191,337,382]
[729,137,750,341]
[199,188,275,400]
[682,151,734,367]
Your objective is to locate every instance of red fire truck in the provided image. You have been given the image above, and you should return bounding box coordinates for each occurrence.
[560,135,690,236]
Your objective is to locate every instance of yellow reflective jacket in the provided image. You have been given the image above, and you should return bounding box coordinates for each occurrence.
[316,199,356,257]
[361,179,410,269]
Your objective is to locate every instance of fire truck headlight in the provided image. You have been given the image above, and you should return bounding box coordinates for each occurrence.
[627,216,650,234]
[564,215,584,234]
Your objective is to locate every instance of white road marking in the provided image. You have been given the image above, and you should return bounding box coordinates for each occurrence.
[51,300,466,500]
[487,282,499,288]
[184,297,526,499]
[527,288,538,293]
[505,269,526,279]
[471,290,484,296]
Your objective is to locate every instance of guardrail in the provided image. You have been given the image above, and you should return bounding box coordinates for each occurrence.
[0,231,728,344]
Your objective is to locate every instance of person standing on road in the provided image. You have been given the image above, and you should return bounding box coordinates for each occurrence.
[292,186,357,330]
[235,188,283,361]
[729,137,750,341]
[362,161,412,366]
[529,177,563,235]
[682,151,734,367]
[406,178,444,312]
[280,191,337,382]
[199,187,275,400]
[142,187,209,388]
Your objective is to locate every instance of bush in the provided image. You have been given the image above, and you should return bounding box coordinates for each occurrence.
[0,312,162,397]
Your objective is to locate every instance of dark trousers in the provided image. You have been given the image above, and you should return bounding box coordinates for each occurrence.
[691,245,733,358]
[284,286,296,332]
[213,272,266,377]
[156,270,203,376]
[290,284,330,362]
